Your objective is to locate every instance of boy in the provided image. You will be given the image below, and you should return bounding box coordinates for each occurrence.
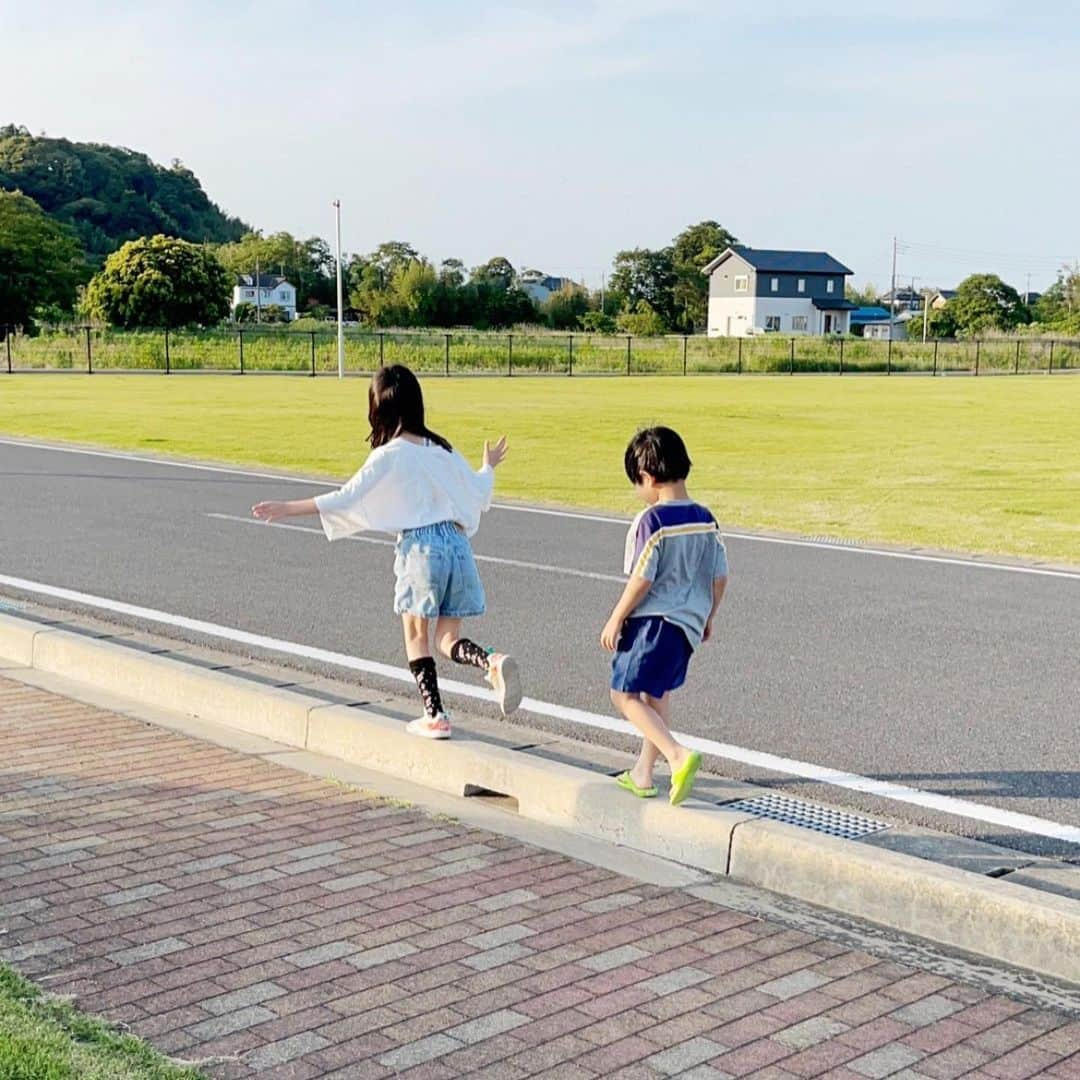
[601,427,728,806]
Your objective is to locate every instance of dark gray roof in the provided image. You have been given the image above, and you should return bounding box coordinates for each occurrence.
[236,273,292,289]
[704,245,852,276]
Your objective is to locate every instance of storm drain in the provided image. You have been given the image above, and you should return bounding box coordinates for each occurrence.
[722,793,891,840]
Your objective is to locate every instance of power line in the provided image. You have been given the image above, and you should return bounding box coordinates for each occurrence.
[898,238,1076,262]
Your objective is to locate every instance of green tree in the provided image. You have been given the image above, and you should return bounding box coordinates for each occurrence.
[617,300,667,336]
[0,126,247,264]
[1032,267,1080,330]
[949,274,1028,335]
[0,190,84,329]
[368,242,421,286]
[845,282,880,307]
[542,284,589,330]
[470,256,517,290]
[84,234,231,328]
[438,258,466,289]
[670,220,737,331]
[610,248,676,328]
[580,310,617,333]
[257,303,289,324]
[923,304,959,339]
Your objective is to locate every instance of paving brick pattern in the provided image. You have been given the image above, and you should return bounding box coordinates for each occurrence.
[1,676,1078,1079]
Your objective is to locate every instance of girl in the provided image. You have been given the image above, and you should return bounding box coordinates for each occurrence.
[252,364,521,739]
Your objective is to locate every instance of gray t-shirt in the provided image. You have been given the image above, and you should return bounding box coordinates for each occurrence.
[622,499,729,649]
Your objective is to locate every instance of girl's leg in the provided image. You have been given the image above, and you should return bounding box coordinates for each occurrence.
[402,614,432,663]
[436,616,522,716]
[434,617,465,662]
[630,692,671,789]
[611,690,689,775]
[402,615,449,737]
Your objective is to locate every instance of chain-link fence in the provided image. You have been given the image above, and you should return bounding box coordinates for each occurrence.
[3,326,1078,377]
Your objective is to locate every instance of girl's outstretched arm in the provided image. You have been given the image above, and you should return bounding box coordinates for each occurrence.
[252,498,319,523]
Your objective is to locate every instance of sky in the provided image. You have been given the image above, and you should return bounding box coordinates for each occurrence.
[4,1,1078,293]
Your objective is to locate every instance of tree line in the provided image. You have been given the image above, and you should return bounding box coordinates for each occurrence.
[847,273,1080,339]
[3,124,1078,338]
[0,197,742,334]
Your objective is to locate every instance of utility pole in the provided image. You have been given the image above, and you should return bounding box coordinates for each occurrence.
[333,200,344,379]
[922,289,930,343]
[888,236,897,341]
[255,257,261,324]
[600,272,606,316]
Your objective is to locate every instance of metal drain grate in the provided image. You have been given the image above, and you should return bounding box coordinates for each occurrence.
[722,794,890,840]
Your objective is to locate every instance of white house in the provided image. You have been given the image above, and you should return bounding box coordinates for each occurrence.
[232,274,297,321]
[703,246,855,337]
[518,269,575,306]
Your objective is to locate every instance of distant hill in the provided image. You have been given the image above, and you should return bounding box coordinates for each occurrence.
[0,125,250,263]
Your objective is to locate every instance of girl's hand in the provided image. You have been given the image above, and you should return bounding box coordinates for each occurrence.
[483,436,509,469]
[600,614,624,652]
[252,500,288,523]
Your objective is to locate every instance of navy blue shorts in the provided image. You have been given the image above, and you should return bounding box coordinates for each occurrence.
[611,616,692,698]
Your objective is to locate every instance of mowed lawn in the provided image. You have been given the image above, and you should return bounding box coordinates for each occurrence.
[2,374,1077,564]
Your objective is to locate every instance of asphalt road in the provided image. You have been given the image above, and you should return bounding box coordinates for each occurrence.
[2,438,1078,857]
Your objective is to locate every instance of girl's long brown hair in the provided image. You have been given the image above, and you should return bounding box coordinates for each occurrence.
[367,365,452,452]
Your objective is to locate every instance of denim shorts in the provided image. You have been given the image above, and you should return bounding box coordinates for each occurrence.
[611,616,692,698]
[394,521,486,619]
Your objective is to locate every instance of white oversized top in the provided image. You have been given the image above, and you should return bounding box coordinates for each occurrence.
[314,437,494,540]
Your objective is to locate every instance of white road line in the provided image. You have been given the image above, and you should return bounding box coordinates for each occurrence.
[3,436,1079,581]
[206,513,625,584]
[2,570,1078,846]
[718,532,1080,581]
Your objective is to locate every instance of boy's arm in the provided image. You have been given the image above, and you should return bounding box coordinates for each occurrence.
[702,575,728,642]
[601,575,652,651]
[252,497,319,523]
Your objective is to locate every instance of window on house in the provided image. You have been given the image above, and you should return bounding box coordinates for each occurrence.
[764,315,781,332]
[826,279,835,294]
[734,275,748,293]
[797,279,805,293]
[792,315,808,331]
[770,277,779,292]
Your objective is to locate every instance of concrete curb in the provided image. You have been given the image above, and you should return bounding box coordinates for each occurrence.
[1,611,1077,986]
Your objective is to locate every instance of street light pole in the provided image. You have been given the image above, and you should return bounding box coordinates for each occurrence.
[888,235,897,341]
[333,200,344,379]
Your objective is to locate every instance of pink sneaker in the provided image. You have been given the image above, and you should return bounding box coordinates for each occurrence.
[485,654,522,716]
[406,713,451,739]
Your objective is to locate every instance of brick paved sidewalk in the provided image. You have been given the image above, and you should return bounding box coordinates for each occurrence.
[2,675,1078,1080]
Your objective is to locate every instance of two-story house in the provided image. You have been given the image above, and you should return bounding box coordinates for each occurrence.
[704,246,855,337]
[232,274,298,321]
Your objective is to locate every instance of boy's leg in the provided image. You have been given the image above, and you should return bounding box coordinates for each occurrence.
[631,692,671,788]
[402,615,450,738]
[436,617,521,716]
[611,690,688,774]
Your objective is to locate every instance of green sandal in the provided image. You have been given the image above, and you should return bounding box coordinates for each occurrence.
[669,751,701,806]
[615,771,658,799]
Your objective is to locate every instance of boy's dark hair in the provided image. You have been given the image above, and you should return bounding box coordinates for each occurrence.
[624,426,692,485]
[368,365,452,452]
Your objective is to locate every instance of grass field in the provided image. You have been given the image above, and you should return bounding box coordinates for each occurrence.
[0,963,204,1079]
[1,375,1077,564]
[8,326,1079,375]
